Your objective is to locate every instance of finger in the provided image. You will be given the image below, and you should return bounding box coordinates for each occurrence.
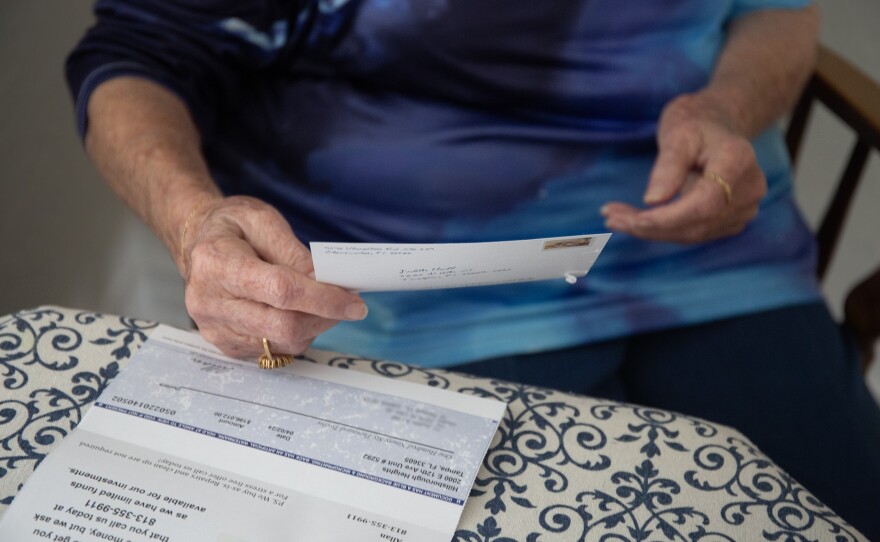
[191,290,340,345]
[600,202,640,232]
[195,236,367,321]
[194,299,338,352]
[600,201,638,217]
[188,292,333,357]
[622,178,733,242]
[228,298,337,345]
[702,138,766,208]
[198,325,264,359]
[644,125,704,205]
[198,325,313,360]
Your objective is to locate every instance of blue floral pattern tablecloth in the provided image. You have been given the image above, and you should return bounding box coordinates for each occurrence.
[0,307,867,541]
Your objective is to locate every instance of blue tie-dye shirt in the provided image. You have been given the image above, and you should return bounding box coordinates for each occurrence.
[68,0,819,366]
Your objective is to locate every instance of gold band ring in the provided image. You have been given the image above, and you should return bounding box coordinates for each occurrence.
[704,171,732,205]
[259,337,293,370]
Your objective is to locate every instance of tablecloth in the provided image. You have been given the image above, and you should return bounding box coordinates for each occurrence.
[0,306,866,541]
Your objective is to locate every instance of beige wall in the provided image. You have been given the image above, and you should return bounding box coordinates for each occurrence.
[0,1,189,327]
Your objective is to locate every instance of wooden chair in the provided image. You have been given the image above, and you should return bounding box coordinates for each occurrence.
[786,44,880,373]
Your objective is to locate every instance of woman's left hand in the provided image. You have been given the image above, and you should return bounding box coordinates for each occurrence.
[601,93,767,244]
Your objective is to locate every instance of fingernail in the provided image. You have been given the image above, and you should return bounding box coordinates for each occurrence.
[345,302,368,320]
[599,205,610,217]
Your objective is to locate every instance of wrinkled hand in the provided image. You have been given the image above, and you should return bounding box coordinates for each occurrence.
[180,196,367,359]
[601,93,767,243]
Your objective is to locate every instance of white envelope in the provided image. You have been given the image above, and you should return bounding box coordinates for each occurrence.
[311,233,610,291]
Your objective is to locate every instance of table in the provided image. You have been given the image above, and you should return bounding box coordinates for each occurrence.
[0,306,866,541]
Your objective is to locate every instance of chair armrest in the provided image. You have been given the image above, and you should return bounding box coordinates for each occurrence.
[812,45,880,150]
[786,46,880,371]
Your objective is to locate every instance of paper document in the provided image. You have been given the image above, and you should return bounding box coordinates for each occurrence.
[311,233,610,291]
[0,326,506,542]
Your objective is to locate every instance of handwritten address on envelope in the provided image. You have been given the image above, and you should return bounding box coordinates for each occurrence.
[310,234,611,292]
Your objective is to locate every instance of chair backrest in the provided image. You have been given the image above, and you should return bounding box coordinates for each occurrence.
[786,44,880,372]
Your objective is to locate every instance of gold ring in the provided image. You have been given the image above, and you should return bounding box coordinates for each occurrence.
[259,337,293,370]
[704,171,732,205]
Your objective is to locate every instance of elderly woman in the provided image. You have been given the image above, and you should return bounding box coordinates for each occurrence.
[67,1,879,536]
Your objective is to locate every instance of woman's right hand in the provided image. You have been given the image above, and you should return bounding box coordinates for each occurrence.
[179,195,368,359]
[83,79,364,360]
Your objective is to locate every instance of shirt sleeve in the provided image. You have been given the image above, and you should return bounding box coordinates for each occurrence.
[729,0,813,20]
[65,0,304,140]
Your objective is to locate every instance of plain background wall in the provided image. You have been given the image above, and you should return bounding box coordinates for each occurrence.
[1,0,878,396]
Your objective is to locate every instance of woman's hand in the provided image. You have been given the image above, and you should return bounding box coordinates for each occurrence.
[179,195,367,359]
[83,78,366,361]
[601,93,767,244]
[600,3,820,245]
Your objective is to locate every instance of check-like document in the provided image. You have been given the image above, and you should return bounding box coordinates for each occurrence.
[0,326,506,542]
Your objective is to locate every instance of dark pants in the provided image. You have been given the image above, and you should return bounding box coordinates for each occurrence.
[454,302,880,540]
